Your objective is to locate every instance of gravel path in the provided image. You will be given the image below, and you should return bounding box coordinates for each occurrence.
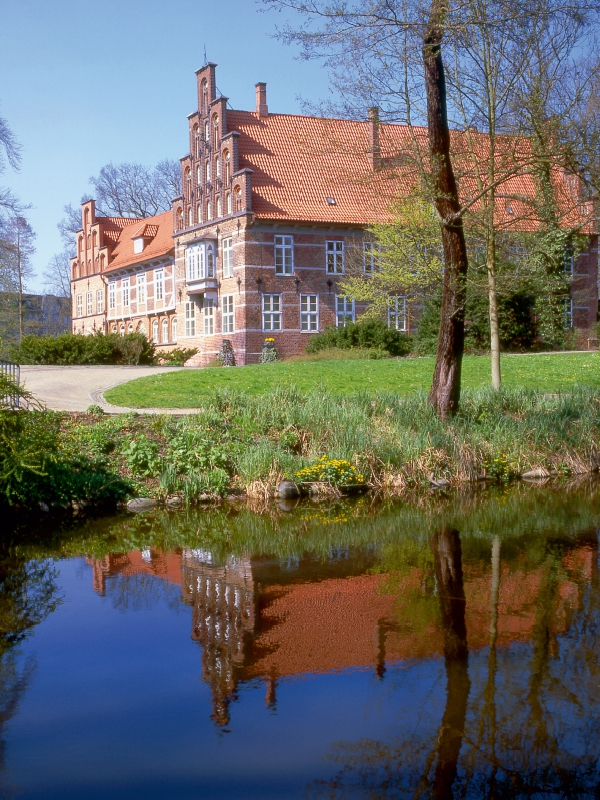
[18,365,196,414]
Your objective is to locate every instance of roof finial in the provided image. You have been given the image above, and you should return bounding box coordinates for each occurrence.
[203,44,207,66]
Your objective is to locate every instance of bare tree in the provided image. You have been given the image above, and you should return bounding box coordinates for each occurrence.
[42,250,72,299]
[90,159,182,218]
[1,216,36,342]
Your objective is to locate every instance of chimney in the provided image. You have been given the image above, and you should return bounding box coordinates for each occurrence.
[368,106,381,170]
[255,83,268,118]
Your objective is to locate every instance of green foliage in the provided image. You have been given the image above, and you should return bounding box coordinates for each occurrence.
[339,198,443,323]
[0,410,131,509]
[306,319,412,357]
[157,347,198,366]
[86,405,105,416]
[414,288,537,355]
[11,331,156,366]
[123,436,162,478]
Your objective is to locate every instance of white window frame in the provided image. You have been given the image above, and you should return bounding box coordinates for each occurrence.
[162,318,169,343]
[275,235,294,275]
[122,278,130,308]
[108,281,116,312]
[388,296,407,331]
[86,291,93,316]
[300,294,319,332]
[326,241,344,274]
[172,317,177,342]
[76,294,83,317]
[262,294,282,331]
[152,319,159,343]
[137,273,146,305]
[155,270,164,302]
[96,289,104,314]
[363,242,377,274]
[203,298,215,335]
[335,295,355,327]
[222,238,233,278]
[222,295,234,333]
[186,243,215,281]
[185,302,196,337]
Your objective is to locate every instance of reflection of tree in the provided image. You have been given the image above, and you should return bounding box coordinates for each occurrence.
[0,557,61,656]
[420,527,470,799]
[106,573,183,614]
[0,554,60,797]
[307,530,600,798]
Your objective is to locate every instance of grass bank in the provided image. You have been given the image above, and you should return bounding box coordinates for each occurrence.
[1,386,594,513]
[105,351,600,408]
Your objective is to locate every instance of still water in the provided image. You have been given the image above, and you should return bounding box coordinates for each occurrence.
[1,483,600,799]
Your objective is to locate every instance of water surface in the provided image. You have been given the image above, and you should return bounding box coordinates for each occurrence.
[1,483,599,798]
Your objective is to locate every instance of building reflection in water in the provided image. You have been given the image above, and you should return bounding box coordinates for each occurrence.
[86,532,598,742]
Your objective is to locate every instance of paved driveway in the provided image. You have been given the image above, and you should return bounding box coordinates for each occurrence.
[19,365,185,413]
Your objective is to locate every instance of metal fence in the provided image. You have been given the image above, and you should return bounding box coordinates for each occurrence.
[0,361,20,409]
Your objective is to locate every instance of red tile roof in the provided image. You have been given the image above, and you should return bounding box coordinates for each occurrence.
[103,210,174,271]
[228,110,593,231]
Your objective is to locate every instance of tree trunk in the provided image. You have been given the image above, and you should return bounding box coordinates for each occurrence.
[487,230,502,390]
[423,1,470,419]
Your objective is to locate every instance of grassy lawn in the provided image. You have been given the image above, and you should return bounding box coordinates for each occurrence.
[104,351,600,408]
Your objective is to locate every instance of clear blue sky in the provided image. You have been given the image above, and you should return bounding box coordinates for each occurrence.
[0,0,331,291]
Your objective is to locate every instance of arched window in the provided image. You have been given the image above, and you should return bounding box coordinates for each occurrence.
[197,203,203,224]
[176,207,183,230]
[185,167,192,196]
[205,160,211,183]
[119,324,125,337]
[206,201,212,220]
[201,79,208,114]
[172,317,177,341]
[78,236,83,253]
[206,244,214,277]
[92,230,97,251]
[112,325,117,334]
[205,120,210,142]
[152,319,159,343]
[193,123,200,156]
[226,193,232,214]
[138,322,146,334]
[162,318,169,343]
[224,150,230,184]
[212,115,219,150]
[188,207,194,227]
[216,197,222,218]
[128,323,134,334]
[215,157,220,179]
[235,187,243,211]
[100,254,105,271]
[84,207,90,228]
[197,165,202,185]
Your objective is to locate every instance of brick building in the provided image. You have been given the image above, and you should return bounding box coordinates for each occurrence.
[71,62,599,363]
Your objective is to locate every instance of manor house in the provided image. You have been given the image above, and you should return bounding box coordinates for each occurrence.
[70,63,599,364]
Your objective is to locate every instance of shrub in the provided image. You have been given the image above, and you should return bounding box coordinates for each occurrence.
[413,289,537,355]
[306,319,412,357]
[158,348,198,366]
[11,331,156,366]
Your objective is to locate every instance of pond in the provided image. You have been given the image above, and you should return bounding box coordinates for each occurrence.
[1,482,600,799]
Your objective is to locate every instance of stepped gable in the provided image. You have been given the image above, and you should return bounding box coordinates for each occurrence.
[105,210,174,271]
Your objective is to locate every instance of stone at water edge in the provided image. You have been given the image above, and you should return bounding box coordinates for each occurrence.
[127,497,157,512]
[521,468,549,479]
[277,481,301,498]
[166,496,183,507]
